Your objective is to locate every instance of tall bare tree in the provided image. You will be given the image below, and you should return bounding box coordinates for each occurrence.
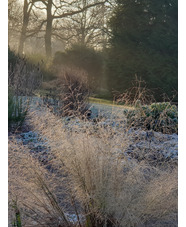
[18,0,34,54]
[52,1,107,49]
[32,0,108,57]
[17,0,47,55]
[52,0,116,49]
[11,0,109,56]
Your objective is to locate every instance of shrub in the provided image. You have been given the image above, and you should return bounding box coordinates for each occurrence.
[60,68,90,116]
[53,44,103,89]
[8,48,42,128]
[8,48,42,96]
[42,67,90,117]
[8,47,20,69]
[8,47,42,130]
[125,102,178,134]
[27,53,56,81]
[114,76,155,106]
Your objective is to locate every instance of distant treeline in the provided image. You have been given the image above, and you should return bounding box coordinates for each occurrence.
[53,0,178,102]
[9,0,177,102]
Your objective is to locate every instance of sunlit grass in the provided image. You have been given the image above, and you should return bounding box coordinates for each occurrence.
[89,97,135,110]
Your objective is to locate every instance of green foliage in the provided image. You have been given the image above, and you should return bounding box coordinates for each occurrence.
[106,0,178,101]
[125,102,178,134]
[8,88,29,128]
[53,44,103,88]
[11,200,22,227]
[14,212,22,227]
[150,102,177,119]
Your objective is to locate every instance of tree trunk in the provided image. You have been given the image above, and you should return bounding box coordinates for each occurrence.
[18,0,29,55]
[18,21,28,55]
[45,0,53,58]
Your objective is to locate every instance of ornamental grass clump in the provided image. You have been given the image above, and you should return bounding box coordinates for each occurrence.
[7,108,178,226]
[8,88,30,129]
[8,48,42,131]
[9,138,72,227]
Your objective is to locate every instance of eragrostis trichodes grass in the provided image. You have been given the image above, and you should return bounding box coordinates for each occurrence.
[9,107,177,227]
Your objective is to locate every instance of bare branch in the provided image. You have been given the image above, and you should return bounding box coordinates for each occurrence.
[53,0,108,19]
[26,20,47,37]
[33,3,47,10]
[32,0,47,6]
[52,32,76,41]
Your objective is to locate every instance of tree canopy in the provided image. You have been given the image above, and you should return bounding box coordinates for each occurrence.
[106,0,178,101]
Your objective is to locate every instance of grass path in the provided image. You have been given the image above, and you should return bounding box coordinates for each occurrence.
[88,97,135,118]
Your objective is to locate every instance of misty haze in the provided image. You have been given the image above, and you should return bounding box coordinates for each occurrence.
[8,0,178,226]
